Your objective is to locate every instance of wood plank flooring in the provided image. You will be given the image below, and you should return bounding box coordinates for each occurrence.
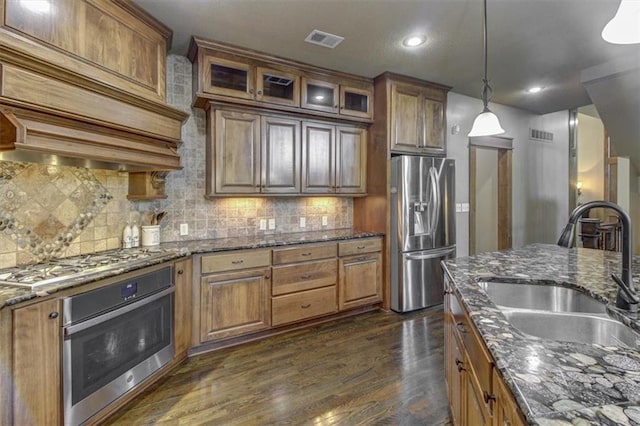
[104,306,451,425]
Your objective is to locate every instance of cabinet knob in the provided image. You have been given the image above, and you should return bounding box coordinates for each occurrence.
[49,312,59,320]
[456,322,467,334]
[334,104,338,108]
[177,269,184,275]
[257,90,262,95]
[457,364,466,372]
[249,89,255,94]
[483,391,497,404]
[443,290,452,295]
[265,275,271,279]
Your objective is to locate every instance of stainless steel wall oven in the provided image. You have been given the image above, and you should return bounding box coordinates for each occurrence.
[62,265,174,425]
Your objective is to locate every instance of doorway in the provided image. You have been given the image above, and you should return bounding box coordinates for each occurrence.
[469,136,513,255]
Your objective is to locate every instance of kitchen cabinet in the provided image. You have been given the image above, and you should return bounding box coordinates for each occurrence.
[444,277,525,426]
[302,78,373,119]
[197,250,271,343]
[301,122,367,195]
[208,108,301,196]
[12,299,61,426]
[390,80,446,155]
[174,258,193,360]
[338,238,383,310]
[202,54,301,107]
[189,36,373,123]
[271,243,338,326]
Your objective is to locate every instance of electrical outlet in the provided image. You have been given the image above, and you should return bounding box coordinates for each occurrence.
[461,203,470,212]
[299,217,306,228]
[259,219,267,231]
[179,223,189,236]
[322,216,328,226]
[268,218,275,230]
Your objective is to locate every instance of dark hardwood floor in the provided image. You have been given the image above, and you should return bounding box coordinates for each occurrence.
[105,306,452,425]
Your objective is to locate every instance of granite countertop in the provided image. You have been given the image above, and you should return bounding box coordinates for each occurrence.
[0,229,382,309]
[443,243,640,425]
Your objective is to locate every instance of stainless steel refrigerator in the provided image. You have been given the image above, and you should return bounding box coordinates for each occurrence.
[390,155,456,312]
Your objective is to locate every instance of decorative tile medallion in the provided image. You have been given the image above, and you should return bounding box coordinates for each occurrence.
[0,162,112,261]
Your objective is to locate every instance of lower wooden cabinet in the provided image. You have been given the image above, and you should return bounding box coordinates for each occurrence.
[12,298,61,426]
[338,251,382,310]
[174,258,193,360]
[199,267,272,342]
[444,276,525,426]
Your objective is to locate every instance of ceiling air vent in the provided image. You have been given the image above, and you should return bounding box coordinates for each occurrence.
[304,30,344,49]
[529,128,554,143]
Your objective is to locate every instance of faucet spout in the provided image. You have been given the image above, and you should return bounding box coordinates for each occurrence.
[557,200,634,310]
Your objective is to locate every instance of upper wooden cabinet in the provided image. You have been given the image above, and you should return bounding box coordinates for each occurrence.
[301,121,367,195]
[189,37,373,123]
[375,73,450,156]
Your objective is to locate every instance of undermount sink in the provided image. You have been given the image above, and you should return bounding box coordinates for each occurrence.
[501,308,640,348]
[478,281,640,348]
[478,281,607,314]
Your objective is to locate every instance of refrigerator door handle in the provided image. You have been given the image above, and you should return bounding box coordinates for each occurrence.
[404,246,456,260]
[429,166,440,235]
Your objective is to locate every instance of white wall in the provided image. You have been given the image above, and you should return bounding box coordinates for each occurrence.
[447,92,570,257]
[475,148,499,253]
[577,113,605,204]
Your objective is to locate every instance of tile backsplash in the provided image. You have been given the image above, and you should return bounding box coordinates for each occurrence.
[0,55,353,268]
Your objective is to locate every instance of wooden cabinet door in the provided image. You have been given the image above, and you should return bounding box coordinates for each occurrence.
[200,268,271,342]
[340,85,373,119]
[13,299,61,426]
[466,360,491,426]
[256,67,300,107]
[446,316,465,426]
[336,126,367,194]
[338,252,382,310]
[302,121,335,193]
[214,109,261,194]
[204,56,255,100]
[423,97,445,151]
[302,77,339,114]
[390,82,422,152]
[261,116,301,194]
[174,258,193,360]
[493,369,525,426]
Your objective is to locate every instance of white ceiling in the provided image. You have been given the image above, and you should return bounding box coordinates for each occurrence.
[133,0,640,115]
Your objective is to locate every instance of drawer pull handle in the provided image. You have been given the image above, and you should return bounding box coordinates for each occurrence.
[455,359,463,366]
[301,252,312,257]
[483,391,496,404]
[301,303,311,309]
[231,260,244,265]
[456,322,467,334]
[301,274,312,280]
[457,364,466,373]
[357,245,366,249]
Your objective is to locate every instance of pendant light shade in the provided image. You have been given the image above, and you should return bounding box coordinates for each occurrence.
[468,0,505,137]
[468,108,505,137]
[601,0,640,45]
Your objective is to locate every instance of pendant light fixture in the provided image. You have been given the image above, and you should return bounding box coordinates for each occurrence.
[468,0,505,137]
[601,0,640,45]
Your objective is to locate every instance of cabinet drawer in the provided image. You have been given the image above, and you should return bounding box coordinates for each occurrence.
[272,243,337,265]
[272,259,337,295]
[338,238,382,256]
[272,286,337,326]
[201,249,271,274]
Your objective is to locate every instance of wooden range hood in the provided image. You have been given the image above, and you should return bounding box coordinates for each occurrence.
[0,106,182,172]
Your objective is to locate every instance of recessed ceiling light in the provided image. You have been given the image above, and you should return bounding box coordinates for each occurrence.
[402,35,427,48]
[527,86,544,94]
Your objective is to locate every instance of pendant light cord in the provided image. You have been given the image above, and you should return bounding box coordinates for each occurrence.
[481,0,492,112]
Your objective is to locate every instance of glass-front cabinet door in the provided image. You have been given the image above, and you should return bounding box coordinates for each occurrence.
[256,67,300,107]
[204,56,254,100]
[302,78,339,114]
[340,86,373,119]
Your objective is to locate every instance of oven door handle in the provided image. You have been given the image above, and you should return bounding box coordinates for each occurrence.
[63,286,175,337]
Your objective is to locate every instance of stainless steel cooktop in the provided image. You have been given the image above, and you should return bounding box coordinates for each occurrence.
[0,248,170,289]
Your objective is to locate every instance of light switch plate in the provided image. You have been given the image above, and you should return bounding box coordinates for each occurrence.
[456,203,462,213]
[461,203,470,212]
[322,216,328,226]
[179,223,189,236]
[259,219,267,231]
[299,217,306,228]
[268,218,275,230]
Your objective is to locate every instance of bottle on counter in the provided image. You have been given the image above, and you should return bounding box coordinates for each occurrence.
[131,223,140,248]
[122,223,132,249]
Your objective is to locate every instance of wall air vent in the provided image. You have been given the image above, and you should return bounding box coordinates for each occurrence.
[529,128,554,142]
[304,30,344,49]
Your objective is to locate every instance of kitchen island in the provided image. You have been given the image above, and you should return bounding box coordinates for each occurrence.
[443,243,640,425]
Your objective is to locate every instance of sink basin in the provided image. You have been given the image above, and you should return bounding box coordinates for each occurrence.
[501,308,640,348]
[478,281,607,314]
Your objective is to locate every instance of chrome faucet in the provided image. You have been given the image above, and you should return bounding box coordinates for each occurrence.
[557,200,638,312]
